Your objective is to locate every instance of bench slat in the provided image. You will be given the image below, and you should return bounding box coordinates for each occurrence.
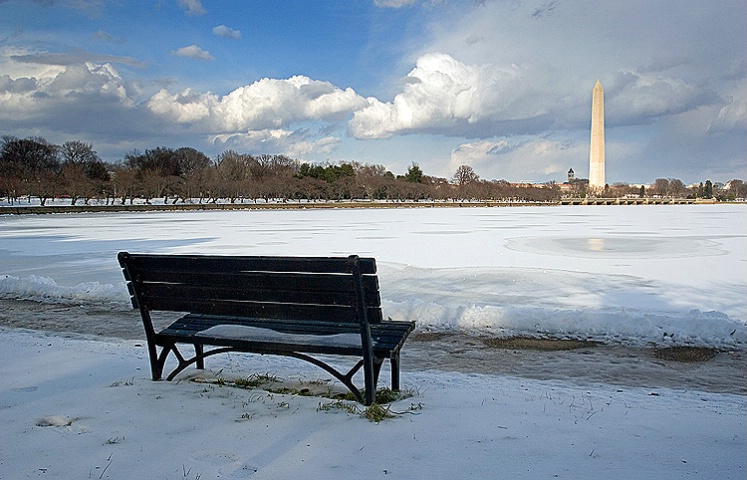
[143,296,384,323]
[134,271,380,302]
[157,315,412,353]
[122,254,377,275]
[169,313,412,337]
[140,283,381,307]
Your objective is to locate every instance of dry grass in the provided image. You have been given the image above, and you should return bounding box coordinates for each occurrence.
[653,346,719,362]
[482,336,599,351]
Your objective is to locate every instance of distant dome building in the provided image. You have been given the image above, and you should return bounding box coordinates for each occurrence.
[568,168,575,182]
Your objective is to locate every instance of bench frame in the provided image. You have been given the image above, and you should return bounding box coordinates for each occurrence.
[118,252,414,405]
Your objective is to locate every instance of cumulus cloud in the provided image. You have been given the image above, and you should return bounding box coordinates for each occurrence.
[212,25,241,40]
[0,53,141,137]
[177,0,205,16]
[147,75,367,132]
[349,49,727,141]
[350,53,548,139]
[171,45,214,61]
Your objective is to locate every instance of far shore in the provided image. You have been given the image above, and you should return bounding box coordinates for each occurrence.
[0,197,727,215]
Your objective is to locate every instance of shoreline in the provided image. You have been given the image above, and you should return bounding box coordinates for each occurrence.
[1,298,743,395]
[0,197,728,215]
[0,199,554,215]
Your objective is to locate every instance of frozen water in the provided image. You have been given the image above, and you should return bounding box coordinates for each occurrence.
[1,204,745,347]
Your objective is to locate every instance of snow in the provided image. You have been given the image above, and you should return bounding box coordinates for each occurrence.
[196,325,362,348]
[1,328,744,479]
[1,204,745,347]
[0,204,745,479]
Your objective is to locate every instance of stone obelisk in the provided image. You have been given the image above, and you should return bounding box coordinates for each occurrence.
[589,80,605,192]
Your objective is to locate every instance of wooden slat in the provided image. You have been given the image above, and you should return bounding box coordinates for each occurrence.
[142,296,383,323]
[120,252,376,275]
[141,283,380,307]
[134,270,379,296]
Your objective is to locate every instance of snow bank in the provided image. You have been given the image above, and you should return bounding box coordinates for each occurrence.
[0,274,129,305]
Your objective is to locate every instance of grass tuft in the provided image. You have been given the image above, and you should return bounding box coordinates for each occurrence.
[233,373,279,388]
[316,400,398,422]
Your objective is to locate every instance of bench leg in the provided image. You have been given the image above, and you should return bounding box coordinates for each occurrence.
[195,344,204,369]
[391,353,401,391]
[151,344,174,380]
[147,344,162,380]
[363,358,376,406]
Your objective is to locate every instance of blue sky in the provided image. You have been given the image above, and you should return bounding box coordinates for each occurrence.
[1,0,745,184]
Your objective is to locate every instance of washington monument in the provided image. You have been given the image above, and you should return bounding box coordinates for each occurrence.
[589,80,605,191]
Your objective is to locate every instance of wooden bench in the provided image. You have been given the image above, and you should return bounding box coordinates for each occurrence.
[118,252,415,405]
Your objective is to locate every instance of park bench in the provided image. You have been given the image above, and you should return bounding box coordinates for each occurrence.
[117,252,415,405]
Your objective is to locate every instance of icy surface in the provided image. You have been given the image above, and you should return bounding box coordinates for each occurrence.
[1,204,745,347]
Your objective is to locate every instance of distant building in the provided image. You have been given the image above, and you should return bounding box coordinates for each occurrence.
[559,169,588,194]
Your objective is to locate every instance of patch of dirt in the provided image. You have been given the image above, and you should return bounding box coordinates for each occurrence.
[481,336,599,351]
[410,331,455,342]
[653,346,719,362]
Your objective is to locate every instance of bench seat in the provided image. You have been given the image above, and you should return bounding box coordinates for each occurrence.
[159,314,415,355]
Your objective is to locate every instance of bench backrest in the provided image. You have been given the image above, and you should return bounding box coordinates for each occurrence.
[118,252,383,324]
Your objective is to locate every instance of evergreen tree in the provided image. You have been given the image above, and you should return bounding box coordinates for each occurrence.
[704,180,713,199]
[404,163,424,183]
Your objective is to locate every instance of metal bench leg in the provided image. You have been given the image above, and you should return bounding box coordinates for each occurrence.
[391,353,401,391]
[195,344,204,369]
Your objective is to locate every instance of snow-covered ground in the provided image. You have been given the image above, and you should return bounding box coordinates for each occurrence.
[1,204,745,347]
[0,204,745,479]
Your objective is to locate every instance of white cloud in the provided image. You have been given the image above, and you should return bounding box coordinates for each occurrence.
[171,45,214,61]
[147,75,367,132]
[210,129,341,158]
[0,52,141,137]
[177,0,206,16]
[605,73,718,124]
[350,53,543,139]
[212,25,241,40]
[147,88,218,123]
[374,0,416,8]
[707,82,747,133]
[349,48,728,141]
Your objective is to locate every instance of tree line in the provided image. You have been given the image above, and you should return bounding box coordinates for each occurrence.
[1,136,744,206]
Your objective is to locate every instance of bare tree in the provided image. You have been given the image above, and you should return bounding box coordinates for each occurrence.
[452,164,479,185]
[60,141,109,204]
[0,136,61,205]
